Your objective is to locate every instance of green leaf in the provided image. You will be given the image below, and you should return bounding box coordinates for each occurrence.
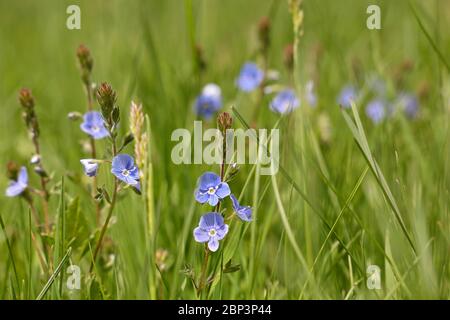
[223,260,241,274]
[65,197,90,252]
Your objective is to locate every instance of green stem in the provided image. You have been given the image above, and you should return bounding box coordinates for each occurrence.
[90,137,118,273]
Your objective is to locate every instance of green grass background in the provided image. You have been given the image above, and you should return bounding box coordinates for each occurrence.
[0,0,449,299]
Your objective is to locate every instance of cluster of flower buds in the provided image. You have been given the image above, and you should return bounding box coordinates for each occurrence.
[258,16,271,55]
[18,88,40,142]
[96,82,119,134]
[76,44,94,87]
[217,111,233,133]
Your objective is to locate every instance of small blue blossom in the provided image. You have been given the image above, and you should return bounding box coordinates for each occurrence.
[270,89,300,114]
[366,99,386,124]
[194,83,222,119]
[80,111,109,139]
[305,81,317,107]
[194,172,230,206]
[193,212,229,252]
[111,154,140,190]
[398,93,419,118]
[338,85,357,109]
[230,194,252,222]
[236,62,264,92]
[80,159,99,177]
[6,166,28,197]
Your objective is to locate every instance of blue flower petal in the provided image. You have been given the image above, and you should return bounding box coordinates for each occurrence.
[195,189,209,204]
[112,154,134,171]
[6,181,27,197]
[18,166,28,185]
[270,89,300,114]
[5,166,28,197]
[230,194,240,210]
[199,212,224,229]
[366,99,386,124]
[215,182,230,199]
[111,154,140,187]
[215,224,229,240]
[80,111,109,139]
[198,172,221,190]
[208,237,220,252]
[80,159,98,177]
[194,84,223,119]
[230,194,252,222]
[237,207,252,222]
[207,194,219,207]
[236,62,264,92]
[193,227,209,243]
[338,86,357,109]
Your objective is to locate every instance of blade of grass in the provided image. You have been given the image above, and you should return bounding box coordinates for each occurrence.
[408,1,450,73]
[36,247,72,300]
[342,102,416,254]
[0,212,20,297]
[232,106,364,274]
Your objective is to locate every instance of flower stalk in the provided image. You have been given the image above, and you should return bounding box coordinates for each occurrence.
[89,83,120,272]
[77,44,102,226]
[18,89,51,235]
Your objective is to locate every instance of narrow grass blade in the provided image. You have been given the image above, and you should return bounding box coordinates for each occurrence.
[0,212,20,297]
[342,102,416,254]
[37,247,72,300]
[408,1,450,73]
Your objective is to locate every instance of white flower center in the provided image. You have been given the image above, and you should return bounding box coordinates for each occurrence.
[207,187,216,195]
[208,229,217,237]
[92,125,100,132]
[122,169,130,177]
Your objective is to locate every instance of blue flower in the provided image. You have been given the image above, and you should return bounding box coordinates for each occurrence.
[80,159,99,177]
[80,111,109,139]
[194,172,230,206]
[111,154,140,190]
[270,89,300,114]
[305,81,317,107]
[398,93,419,118]
[230,194,252,222]
[366,99,386,124]
[193,212,229,252]
[236,62,264,92]
[6,166,28,197]
[338,85,357,109]
[194,83,222,119]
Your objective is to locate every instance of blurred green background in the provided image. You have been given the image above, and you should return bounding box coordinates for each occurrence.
[0,0,449,299]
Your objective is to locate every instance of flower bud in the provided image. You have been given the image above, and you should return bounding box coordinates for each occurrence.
[67,111,82,121]
[18,88,35,110]
[34,166,48,178]
[30,154,41,165]
[96,82,117,121]
[258,16,270,53]
[76,44,93,74]
[6,161,19,180]
[18,88,40,139]
[217,112,233,132]
[283,44,294,71]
